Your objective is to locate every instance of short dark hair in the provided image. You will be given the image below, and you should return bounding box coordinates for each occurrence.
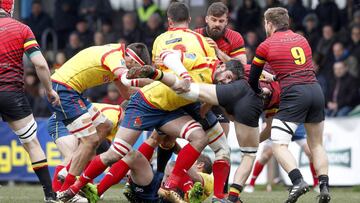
[127,43,151,65]
[225,59,245,79]
[207,2,228,17]
[197,154,212,174]
[264,7,290,30]
[167,2,190,23]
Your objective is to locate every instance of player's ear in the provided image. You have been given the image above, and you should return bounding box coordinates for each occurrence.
[205,16,209,23]
[188,16,191,24]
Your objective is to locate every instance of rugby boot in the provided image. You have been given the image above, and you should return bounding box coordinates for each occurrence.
[186,182,204,203]
[317,186,331,203]
[81,183,99,203]
[285,179,310,203]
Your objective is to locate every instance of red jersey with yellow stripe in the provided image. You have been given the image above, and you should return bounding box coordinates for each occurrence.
[195,27,245,57]
[141,53,218,111]
[152,27,216,71]
[51,44,126,93]
[93,103,123,142]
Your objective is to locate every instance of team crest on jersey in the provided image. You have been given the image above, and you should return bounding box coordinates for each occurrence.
[78,99,86,110]
[184,53,196,60]
[165,38,182,45]
[134,116,142,128]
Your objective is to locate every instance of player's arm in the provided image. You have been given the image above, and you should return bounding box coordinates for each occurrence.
[260,116,273,143]
[228,32,247,64]
[160,50,192,80]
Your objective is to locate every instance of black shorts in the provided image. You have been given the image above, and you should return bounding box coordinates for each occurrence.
[211,106,230,123]
[129,171,164,202]
[182,102,218,131]
[216,80,263,127]
[0,91,32,122]
[275,83,325,123]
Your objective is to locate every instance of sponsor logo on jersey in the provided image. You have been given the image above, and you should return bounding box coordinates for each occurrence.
[134,116,142,128]
[165,38,182,45]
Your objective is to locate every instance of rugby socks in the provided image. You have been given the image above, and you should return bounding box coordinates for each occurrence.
[138,142,155,161]
[70,155,107,194]
[310,162,319,186]
[97,159,129,196]
[32,159,55,198]
[151,69,164,80]
[213,160,230,198]
[288,168,303,185]
[228,183,243,202]
[249,161,265,186]
[318,175,329,191]
[157,144,175,173]
[60,173,76,191]
[52,165,64,192]
[180,173,194,193]
[165,144,200,188]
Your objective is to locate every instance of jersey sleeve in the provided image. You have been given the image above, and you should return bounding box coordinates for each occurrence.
[22,25,41,58]
[229,32,245,57]
[252,41,269,68]
[101,46,126,73]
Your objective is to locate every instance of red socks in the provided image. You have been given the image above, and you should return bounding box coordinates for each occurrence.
[52,165,64,192]
[97,159,130,196]
[249,161,264,186]
[60,173,76,192]
[310,162,319,186]
[179,173,194,193]
[138,142,155,161]
[70,155,108,194]
[165,144,200,189]
[213,160,230,198]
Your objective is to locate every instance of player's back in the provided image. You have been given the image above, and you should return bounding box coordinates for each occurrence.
[51,44,124,93]
[0,17,36,91]
[264,30,316,88]
[152,28,216,67]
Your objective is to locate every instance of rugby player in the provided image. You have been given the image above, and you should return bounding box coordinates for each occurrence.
[248,7,330,203]
[0,1,59,202]
[47,42,151,195]
[152,3,231,200]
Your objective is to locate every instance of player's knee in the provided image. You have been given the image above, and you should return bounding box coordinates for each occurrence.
[271,119,297,145]
[81,134,101,148]
[110,137,132,160]
[14,117,38,144]
[208,124,230,161]
[96,120,113,137]
[181,120,208,146]
[239,147,258,157]
[66,113,97,138]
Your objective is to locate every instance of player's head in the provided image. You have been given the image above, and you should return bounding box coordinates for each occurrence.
[0,0,15,17]
[125,43,151,67]
[264,7,289,37]
[213,59,245,84]
[205,2,228,39]
[167,2,190,27]
[194,154,212,174]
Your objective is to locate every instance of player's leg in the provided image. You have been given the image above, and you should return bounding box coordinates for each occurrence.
[228,122,259,203]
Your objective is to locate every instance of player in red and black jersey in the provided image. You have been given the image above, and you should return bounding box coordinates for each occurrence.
[248,7,330,203]
[0,1,60,202]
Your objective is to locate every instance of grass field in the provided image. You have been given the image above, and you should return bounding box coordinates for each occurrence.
[0,184,359,203]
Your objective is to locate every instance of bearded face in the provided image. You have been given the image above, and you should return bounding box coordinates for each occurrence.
[205,14,227,40]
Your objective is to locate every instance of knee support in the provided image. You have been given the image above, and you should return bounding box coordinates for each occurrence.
[271,119,298,145]
[207,122,230,161]
[110,138,132,157]
[239,147,258,157]
[295,139,307,147]
[180,120,202,140]
[15,118,37,144]
[66,113,96,138]
[87,104,108,127]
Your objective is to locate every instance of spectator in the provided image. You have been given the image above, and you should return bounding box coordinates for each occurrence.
[331,42,358,78]
[316,25,336,60]
[75,18,93,48]
[303,13,321,50]
[119,12,142,44]
[52,51,67,70]
[264,0,283,11]
[79,0,97,24]
[24,0,52,45]
[101,84,125,105]
[287,0,307,30]
[348,25,360,69]
[64,32,82,59]
[235,0,261,35]
[326,62,359,117]
[315,0,341,31]
[245,31,260,51]
[142,13,165,54]
[85,84,108,102]
[137,0,162,25]
[194,15,206,29]
[24,70,39,107]
[53,0,79,49]
[101,20,118,43]
[93,31,105,46]
[245,47,255,64]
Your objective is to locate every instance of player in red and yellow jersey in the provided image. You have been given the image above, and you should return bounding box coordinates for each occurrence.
[0,1,59,202]
[248,7,330,203]
[51,42,151,197]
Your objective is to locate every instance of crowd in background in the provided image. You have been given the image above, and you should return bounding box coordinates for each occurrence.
[20,0,360,117]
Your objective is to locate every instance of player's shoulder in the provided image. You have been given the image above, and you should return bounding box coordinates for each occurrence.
[225,28,242,38]
[194,27,205,35]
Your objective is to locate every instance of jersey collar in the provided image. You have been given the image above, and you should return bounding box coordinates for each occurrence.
[168,27,188,31]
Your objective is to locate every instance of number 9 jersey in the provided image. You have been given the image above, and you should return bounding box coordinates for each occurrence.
[252,30,317,90]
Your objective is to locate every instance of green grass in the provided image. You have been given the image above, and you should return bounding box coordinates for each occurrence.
[0,184,359,203]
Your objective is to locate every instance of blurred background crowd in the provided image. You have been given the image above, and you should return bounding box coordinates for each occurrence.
[18,0,360,118]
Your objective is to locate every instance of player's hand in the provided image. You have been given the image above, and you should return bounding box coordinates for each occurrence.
[260,70,276,82]
[206,37,218,49]
[154,56,164,67]
[46,89,60,106]
[172,79,191,94]
[200,103,213,118]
